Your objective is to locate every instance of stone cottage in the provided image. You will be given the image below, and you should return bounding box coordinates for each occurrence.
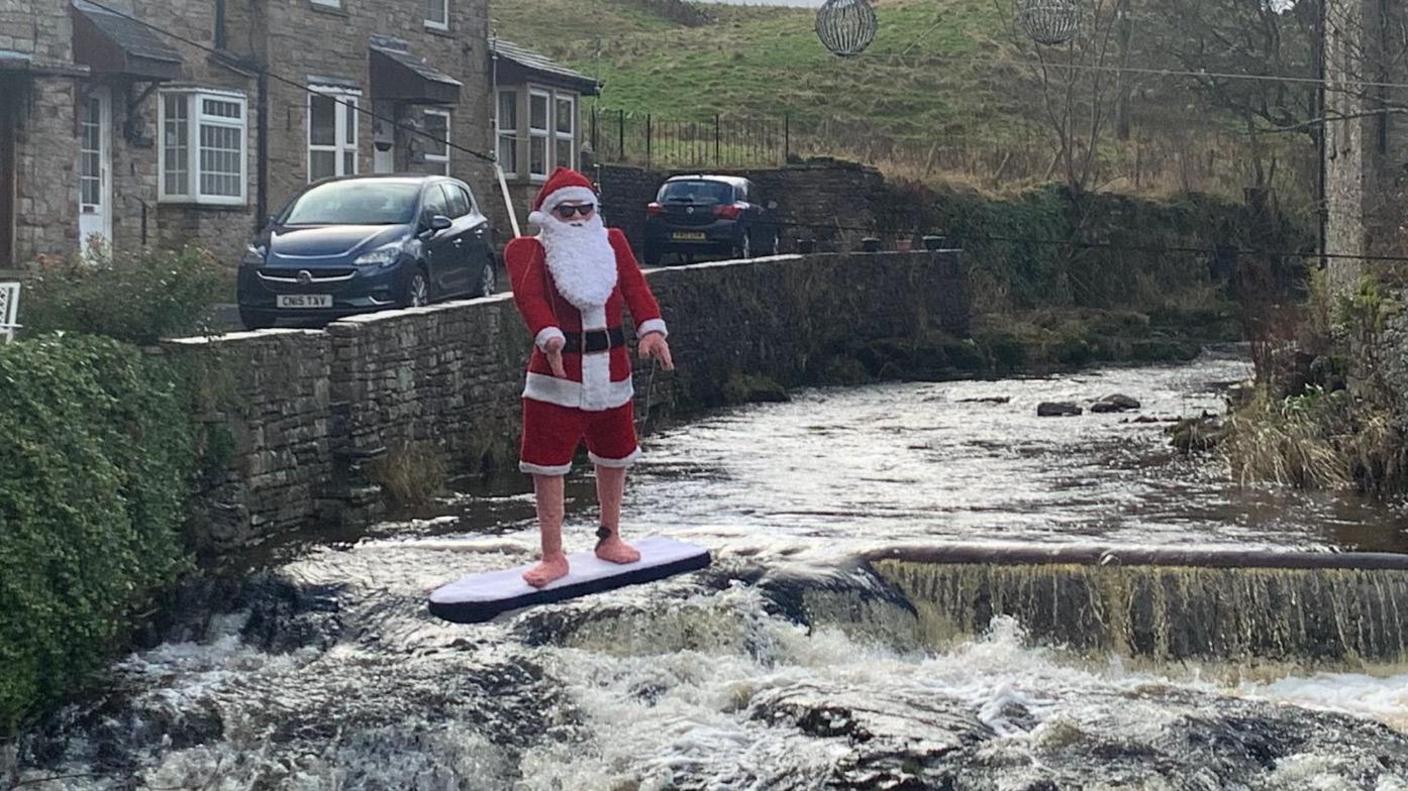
[0,0,600,272]
[1321,0,1408,292]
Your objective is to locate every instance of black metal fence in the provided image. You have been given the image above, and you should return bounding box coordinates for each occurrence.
[587,108,1317,207]
[590,109,791,169]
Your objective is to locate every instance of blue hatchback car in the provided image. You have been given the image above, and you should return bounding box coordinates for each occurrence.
[237,175,497,329]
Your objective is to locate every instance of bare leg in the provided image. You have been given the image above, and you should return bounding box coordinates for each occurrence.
[523,474,570,587]
[594,465,641,564]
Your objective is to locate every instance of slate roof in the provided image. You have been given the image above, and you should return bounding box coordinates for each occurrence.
[493,39,600,95]
[71,0,181,66]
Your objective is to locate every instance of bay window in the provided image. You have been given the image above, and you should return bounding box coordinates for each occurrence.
[158,89,247,205]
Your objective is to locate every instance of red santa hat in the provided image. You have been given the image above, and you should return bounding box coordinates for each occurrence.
[528,167,599,227]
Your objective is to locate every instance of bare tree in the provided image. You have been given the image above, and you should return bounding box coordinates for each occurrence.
[1000,0,1131,194]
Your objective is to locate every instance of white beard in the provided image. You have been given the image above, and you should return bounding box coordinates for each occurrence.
[538,213,618,310]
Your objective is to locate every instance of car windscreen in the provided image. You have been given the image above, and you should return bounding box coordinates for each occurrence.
[659,180,734,205]
[282,182,421,225]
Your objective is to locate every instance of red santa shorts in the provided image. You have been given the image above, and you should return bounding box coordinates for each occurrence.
[519,398,640,476]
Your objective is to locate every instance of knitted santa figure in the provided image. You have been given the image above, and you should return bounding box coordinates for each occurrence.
[505,167,674,588]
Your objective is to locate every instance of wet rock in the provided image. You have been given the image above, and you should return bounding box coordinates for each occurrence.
[240,574,346,653]
[1090,394,1141,413]
[959,396,1011,404]
[748,681,991,788]
[1169,414,1228,453]
[722,372,790,404]
[1037,402,1082,417]
[1224,381,1256,410]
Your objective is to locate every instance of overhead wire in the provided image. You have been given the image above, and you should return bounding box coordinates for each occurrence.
[80,0,496,164]
[76,0,1408,266]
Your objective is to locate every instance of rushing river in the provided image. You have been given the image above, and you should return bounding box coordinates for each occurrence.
[14,348,1408,790]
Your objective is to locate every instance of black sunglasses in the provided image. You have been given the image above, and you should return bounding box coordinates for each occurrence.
[553,204,596,218]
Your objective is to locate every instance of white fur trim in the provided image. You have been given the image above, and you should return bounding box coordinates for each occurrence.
[636,318,667,339]
[519,460,572,476]
[528,210,549,226]
[581,305,607,330]
[580,350,613,411]
[534,326,565,351]
[537,186,598,215]
[590,447,641,468]
[524,372,635,412]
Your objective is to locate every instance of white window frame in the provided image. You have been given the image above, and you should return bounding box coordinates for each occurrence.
[307,86,360,183]
[157,88,248,206]
[528,87,551,182]
[553,93,576,171]
[425,0,448,30]
[423,108,450,176]
[496,88,519,177]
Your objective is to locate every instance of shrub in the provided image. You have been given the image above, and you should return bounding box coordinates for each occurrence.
[0,335,196,736]
[366,441,450,507]
[21,246,229,345]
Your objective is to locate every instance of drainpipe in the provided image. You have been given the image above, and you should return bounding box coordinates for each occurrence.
[256,69,268,229]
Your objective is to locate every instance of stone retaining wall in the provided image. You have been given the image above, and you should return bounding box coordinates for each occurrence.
[596,160,889,255]
[169,249,967,550]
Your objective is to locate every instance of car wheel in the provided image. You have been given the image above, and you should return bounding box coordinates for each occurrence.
[644,243,663,267]
[476,258,496,297]
[737,232,751,260]
[402,268,430,308]
[239,306,275,331]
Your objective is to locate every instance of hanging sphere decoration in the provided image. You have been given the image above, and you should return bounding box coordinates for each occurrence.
[815,0,879,58]
[1016,0,1079,46]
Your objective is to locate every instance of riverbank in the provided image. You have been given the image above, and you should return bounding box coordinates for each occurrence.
[12,353,1408,789]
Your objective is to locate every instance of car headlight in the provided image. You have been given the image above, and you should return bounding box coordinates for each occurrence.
[354,243,402,267]
[241,244,266,267]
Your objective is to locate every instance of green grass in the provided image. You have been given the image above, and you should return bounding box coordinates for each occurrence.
[491,0,1315,201]
[494,0,1023,141]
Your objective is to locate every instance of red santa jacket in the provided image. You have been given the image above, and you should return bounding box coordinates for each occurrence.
[505,228,667,412]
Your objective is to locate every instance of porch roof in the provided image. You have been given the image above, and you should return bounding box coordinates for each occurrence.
[492,40,600,96]
[369,36,461,105]
[70,0,182,81]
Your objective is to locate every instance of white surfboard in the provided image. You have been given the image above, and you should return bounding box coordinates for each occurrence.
[428,536,712,623]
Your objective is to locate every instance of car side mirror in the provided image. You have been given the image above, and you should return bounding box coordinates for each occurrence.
[421,214,453,236]
[263,215,277,229]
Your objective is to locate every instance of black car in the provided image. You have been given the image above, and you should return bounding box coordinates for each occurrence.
[237,175,497,329]
[643,175,779,266]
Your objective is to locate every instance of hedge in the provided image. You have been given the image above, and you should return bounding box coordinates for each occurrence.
[0,335,196,736]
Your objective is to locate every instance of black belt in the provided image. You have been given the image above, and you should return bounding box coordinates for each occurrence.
[563,327,626,354]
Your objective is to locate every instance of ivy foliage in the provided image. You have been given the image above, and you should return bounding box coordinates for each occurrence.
[0,335,196,736]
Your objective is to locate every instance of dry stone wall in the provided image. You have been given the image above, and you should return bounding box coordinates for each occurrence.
[171,250,967,550]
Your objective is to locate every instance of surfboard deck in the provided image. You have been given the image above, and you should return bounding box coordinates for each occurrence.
[428,536,712,624]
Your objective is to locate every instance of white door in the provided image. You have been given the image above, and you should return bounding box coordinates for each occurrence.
[372,104,395,174]
[77,86,112,249]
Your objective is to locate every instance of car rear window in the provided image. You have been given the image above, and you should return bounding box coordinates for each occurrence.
[283,181,421,225]
[659,180,734,205]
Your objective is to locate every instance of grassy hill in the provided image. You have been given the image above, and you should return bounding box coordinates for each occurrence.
[494,0,1019,141]
[490,0,1314,200]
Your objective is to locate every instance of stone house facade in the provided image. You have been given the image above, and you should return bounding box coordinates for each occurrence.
[1321,0,1408,293]
[0,0,600,272]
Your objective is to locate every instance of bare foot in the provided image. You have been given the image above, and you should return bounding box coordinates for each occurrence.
[595,534,641,564]
[522,553,569,587]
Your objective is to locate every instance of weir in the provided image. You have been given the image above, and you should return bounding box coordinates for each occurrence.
[864,545,1408,664]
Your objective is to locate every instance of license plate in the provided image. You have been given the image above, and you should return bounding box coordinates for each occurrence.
[277,294,332,309]
[672,232,706,241]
